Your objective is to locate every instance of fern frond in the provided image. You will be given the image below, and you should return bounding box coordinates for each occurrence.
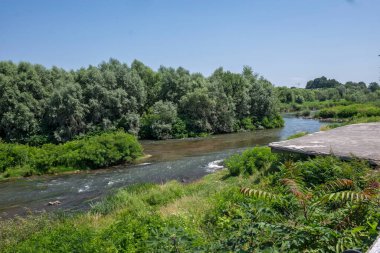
[280,178,311,200]
[240,187,278,201]
[323,190,371,203]
[323,179,354,192]
[282,160,296,170]
[280,160,302,180]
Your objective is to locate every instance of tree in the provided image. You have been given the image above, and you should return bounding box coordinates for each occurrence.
[140,101,179,140]
[306,76,341,89]
[179,88,216,133]
[0,60,284,142]
[368,82,379,92]
[43,82,87,142]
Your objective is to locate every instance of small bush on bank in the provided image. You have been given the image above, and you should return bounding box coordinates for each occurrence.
[240,117,255,131]
[225,147,278,176]
[0,131,143,178]
[259,114,285,129]
[295,109,311,117]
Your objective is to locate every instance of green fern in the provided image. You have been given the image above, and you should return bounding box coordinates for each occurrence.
[324,191,369,202]
[322,179,379,203]
[323,179,354,192]
[240,187,278,201]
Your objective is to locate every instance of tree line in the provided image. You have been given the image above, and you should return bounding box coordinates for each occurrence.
[0,59,283,144]
[276,76,380,105]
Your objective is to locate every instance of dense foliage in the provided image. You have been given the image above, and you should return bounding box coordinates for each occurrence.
[317,103,380,119]
[276,77,380,113]
[1,149,379,252]
[0,60,283,143]
[0,131,142,179]
[225,146,278,176]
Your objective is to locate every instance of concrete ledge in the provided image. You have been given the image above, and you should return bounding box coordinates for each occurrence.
[368,235,380,253]
[269,123,380,166]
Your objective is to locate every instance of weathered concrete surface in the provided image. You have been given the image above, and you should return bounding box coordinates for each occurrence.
[368,236,380,253]
[269,123,380,166]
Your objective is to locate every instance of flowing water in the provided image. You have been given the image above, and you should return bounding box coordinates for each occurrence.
[0,115,326,219]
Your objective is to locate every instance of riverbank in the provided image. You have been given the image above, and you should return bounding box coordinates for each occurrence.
[0,115,286,181]
[315,103,380,130]
[0,116,325,220]
[0,131,143,180]
[1,148,379,252]
[283,102,380,131]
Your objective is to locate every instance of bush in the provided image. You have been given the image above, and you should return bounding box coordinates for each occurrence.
[295,109,311,117]
[297,156,368,187]
[318,108,337,118]
[240,117,255,131]
[225,147,278,176]
[259,114,285,129]
[0,131,143,178]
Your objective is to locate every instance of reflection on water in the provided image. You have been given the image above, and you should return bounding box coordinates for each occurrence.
[142,115,324,162]
[0,116,326,218]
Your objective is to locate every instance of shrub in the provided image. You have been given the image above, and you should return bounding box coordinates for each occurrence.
[226,147,278,176]
[318,108,337,118]
[0,131,143,178]
[259,114,285,129]
[240,117,255,131]
[295,109,311,117]
[296,156,369,187]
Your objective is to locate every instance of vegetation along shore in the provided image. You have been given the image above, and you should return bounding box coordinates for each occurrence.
[1,147,379,252]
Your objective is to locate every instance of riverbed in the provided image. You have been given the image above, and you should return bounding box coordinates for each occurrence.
[0,116,326,219]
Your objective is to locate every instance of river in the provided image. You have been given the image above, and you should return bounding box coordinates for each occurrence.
[0,115,326,219]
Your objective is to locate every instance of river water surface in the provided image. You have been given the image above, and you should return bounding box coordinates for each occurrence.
[0,116,325,218]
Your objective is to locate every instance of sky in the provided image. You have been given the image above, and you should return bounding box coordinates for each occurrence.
[0,0,379,87]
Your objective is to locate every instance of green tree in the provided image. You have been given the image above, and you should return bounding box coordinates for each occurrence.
[140,101,179,140]
[43,82,87,142]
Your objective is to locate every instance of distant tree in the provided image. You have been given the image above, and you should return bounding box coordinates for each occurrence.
[305,76,341,89]
[248,78,279,120]
[43,82,87,142]
[0,59,284,142]
[368,82,379,92]
[158,67,193,103]
[345,81,367,90]
[140,101,179,140]
[117,113,140,135]
[179,88,216,133]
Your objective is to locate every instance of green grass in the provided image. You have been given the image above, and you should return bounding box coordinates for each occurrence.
[0,131,143,179]
[1,149,379,253]
[280,99,353,112]
[320,116,380,131]
[286,131,309,140]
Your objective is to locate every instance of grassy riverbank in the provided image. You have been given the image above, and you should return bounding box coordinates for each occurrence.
[314,103,380,131]
[1,148,379,252]
[317,103,380,119]
[0,131,143,180]
[280,99,353,113]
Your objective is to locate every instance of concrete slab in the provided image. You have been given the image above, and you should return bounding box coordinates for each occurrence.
[269,123,380,166]
[368,236,380,253]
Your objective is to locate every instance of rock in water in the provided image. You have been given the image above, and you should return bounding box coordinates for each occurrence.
[48,200,61,206]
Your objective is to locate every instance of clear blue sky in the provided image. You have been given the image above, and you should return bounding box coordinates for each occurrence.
[1,0,379,87]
